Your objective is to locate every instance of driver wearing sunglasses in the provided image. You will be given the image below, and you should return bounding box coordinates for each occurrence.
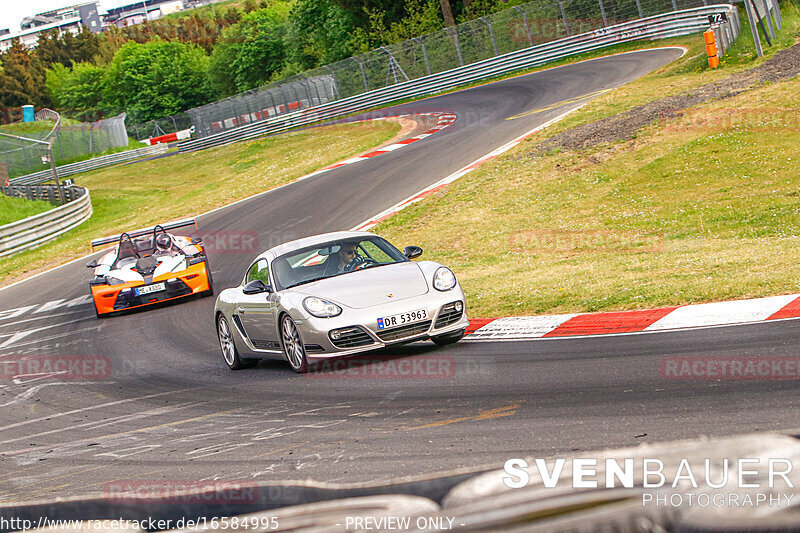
[323,242,362,276]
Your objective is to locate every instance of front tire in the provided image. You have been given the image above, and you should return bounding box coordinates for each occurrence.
[280,314,308,373]
[432,328,465,346]
[217,314,255,370]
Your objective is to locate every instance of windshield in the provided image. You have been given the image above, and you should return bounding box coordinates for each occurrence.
[271,236,407,291]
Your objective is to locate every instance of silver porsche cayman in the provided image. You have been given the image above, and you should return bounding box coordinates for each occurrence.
[214,231,468,373]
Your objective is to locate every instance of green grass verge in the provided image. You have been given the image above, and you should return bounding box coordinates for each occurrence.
[0,120,400,286]
[376,5,800,317]
[0,195,54,226]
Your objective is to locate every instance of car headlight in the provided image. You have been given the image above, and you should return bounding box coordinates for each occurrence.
[106,276,126,285]
[433,267,457,291]
[303,297,342,318]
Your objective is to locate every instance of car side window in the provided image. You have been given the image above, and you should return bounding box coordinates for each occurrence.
[246,258,270,285]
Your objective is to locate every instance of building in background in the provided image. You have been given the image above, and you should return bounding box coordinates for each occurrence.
[104,0,184,27]
[0,2,102,51]
[0,0,188,50]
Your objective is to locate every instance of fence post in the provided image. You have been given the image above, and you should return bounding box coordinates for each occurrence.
[635,0,644,18]
[412,38,432,75]
[354,58,369,93]
[672,0,678,11]
[447,27,464,66]
[598,0,608,26]
[323,66,341,100]
[512,6,535,44]
[479,17,499,56]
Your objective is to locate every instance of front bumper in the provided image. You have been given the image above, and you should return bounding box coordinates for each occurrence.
[295,292,469,361]
[91,261,210,315]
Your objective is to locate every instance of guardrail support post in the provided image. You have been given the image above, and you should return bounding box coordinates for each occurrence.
[743,0,764,57]
[46,143,65,205]
[672,0,678,12]
[512,7,534,44]
[761,0,775,39]
[772,0,782,29]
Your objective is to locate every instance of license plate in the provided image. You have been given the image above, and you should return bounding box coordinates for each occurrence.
[377,309,428,330]
[135,282,165,296]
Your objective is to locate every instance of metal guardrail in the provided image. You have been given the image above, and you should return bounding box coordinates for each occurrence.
[178,5,740,154]
[0,186,92,257]
[10,144,170,186]
[2,185,85,205]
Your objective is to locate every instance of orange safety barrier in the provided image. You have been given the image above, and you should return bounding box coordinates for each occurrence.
[704,29,719,68]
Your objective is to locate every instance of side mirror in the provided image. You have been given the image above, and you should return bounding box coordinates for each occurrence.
[403,246,423,259]
[191,237,203,245]
[243,279,271,295]
[86,259,98,268]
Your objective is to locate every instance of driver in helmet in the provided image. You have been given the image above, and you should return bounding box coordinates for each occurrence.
[154,233,173,255]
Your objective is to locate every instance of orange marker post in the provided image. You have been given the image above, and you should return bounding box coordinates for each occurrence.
[704,29,719,68]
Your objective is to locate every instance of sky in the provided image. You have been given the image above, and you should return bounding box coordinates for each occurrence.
[1,0,140,33]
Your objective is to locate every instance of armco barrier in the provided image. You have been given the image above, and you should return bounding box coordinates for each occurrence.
[0,186,92,257]
[178,5,739,154]
[10,144,169,186]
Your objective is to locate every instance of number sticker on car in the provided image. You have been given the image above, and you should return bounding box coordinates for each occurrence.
[135,282,166,296]
[377,309,428,330]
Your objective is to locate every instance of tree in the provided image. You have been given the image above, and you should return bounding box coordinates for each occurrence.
[208,3,291,96]
[103,40,212,122]
[0,40,49,108]
[46,62,107,120]
[440,0,455,26]
[286,0,359,69]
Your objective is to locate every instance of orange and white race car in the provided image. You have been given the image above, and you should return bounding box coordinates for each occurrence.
[86,219,213,318]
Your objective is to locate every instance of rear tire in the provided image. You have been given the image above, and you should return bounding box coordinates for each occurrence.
[280,314,308,373]
[432,329,465,346]
[217,314,255,370]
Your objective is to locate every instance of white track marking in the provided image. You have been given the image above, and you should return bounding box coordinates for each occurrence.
[0,306,37,322]
[0,317,89,350]
[0,389,195,434]
[0,309,88,330]
[645,294,798,331]
[468,314,579,340]
[0,382,77,407]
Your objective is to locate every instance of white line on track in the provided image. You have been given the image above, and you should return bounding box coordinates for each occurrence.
[0,310,88,330]
[0,389,196,434]
[0,317,90,350]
